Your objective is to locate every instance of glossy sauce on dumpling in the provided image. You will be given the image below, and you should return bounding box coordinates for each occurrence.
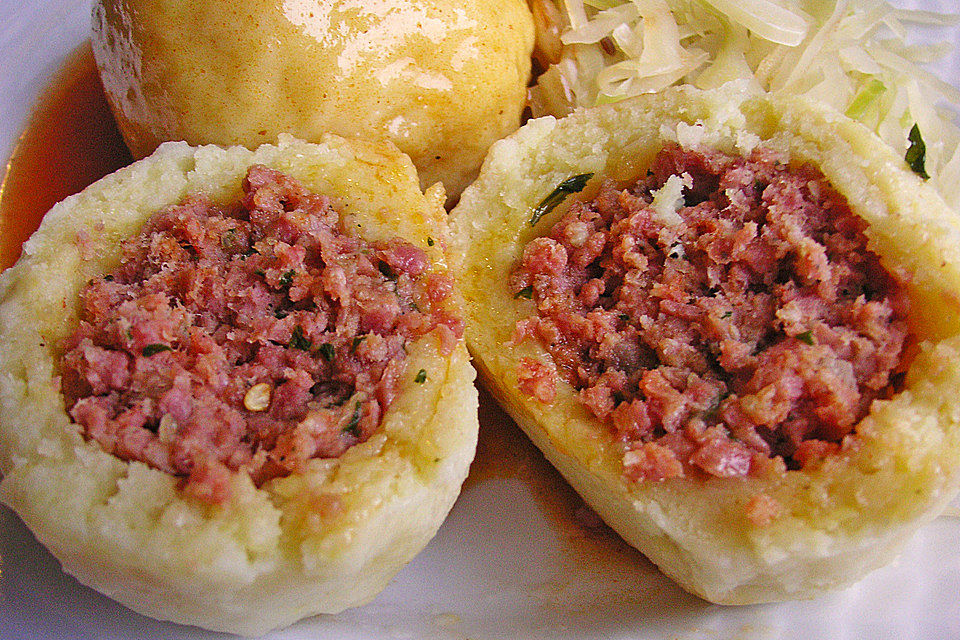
[92,0,535,202]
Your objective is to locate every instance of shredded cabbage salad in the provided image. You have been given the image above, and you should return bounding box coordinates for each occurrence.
[529,0,960,209]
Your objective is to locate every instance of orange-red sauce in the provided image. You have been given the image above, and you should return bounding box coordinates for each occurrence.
[0,42,130,270]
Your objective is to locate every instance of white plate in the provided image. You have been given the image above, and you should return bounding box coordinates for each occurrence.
[1,2,959,638]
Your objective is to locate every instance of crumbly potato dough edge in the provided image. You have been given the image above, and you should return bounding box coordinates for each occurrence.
[0,134,478,634]
[449,84,960,604]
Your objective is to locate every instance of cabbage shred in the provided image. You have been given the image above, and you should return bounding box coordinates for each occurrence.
[529,0,960,209]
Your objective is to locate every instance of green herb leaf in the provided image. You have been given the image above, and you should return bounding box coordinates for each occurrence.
[318,343,335,362]
[427,236,435,247]
[796,330,815,345]
[352,336,366,352]
[378,260,397,279]
[721,311,733,319]
[279,270,296,288]
[514,285,534,300]
[414,369,427,384]
[142,343,172,356]
[530,173,594,227]
[343,401,362,437]
[905,124,930,180]
[289,326,312,350]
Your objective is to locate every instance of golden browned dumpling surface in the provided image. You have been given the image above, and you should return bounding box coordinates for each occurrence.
[91,0,535,203]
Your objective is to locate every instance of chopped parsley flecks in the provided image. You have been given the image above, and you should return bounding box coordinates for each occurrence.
[378,260,397,280]
[343,401,362,437]
[289,326,312,350]
[905,124,930,180]
[141,343,172,356]
[318,343,335,362]
[514,285,534,300]
[530,173,594,227]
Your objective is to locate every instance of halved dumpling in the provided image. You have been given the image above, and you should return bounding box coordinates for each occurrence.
[450,85,960,604]
[0,135,478,634]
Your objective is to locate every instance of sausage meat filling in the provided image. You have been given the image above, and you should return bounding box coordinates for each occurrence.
[61,166,462,502]
[511,144,910,481]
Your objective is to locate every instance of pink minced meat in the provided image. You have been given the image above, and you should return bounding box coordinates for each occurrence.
[61,165,462,503]
[511,144,911,482]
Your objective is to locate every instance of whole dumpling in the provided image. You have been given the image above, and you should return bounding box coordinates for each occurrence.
[0,135,478,634]
[449,84,960,604]
[91,0,535,203]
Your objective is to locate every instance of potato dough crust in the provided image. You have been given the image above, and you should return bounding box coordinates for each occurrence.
[0,135,478,634]
[449,85,960,604]
[91,0,535,203]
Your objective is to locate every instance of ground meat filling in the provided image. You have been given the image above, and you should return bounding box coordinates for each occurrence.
[511,144,911,482]
[61,165,462,503]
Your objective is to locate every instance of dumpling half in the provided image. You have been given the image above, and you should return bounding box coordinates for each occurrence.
[0,134,478,634]
[450,84,960,604]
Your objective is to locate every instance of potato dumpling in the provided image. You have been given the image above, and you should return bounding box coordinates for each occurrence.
[90,0,534,205]
[0,135,478,634]
[449,85,960,604]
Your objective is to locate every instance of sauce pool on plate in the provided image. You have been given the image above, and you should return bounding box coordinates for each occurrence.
[0,42,130,270]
